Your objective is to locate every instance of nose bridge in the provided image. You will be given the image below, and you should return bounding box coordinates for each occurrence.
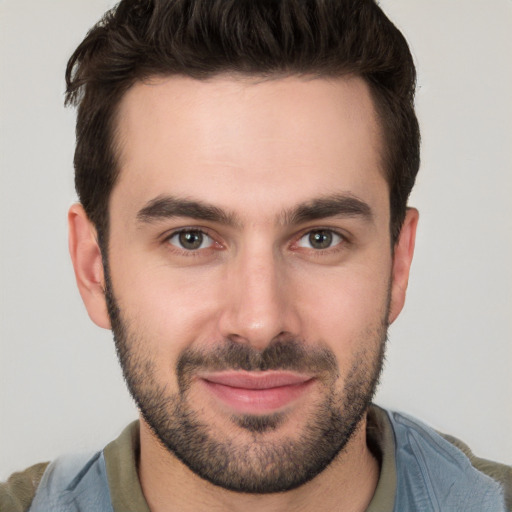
[219,240,295,349]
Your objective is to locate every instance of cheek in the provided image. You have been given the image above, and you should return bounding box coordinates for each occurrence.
[292,263,391,356]
[109,237,392,374]
[110,256,225,354]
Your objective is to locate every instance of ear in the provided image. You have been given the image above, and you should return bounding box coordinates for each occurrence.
[68,204,111,329]
[388,208,419,324]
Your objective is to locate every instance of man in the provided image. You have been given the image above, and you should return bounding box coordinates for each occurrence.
[1,0,510,511]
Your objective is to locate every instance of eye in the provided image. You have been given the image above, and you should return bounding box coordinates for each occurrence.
[167,230,214,251]
[297,229,343,250]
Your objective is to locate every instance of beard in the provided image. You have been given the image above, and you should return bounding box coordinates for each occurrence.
[104,268,387,494]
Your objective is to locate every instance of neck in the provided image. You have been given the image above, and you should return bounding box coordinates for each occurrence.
[138,414,379,512]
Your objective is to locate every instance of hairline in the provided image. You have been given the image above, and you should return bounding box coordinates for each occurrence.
[97,70,394,258]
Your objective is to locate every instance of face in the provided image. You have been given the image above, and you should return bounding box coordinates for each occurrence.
[70,75,417,493]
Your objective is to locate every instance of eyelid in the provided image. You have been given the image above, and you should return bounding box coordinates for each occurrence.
[159,225,349,254]
[292,227,348,251]
[161,226,212,241]
[168,230,213,250]
[161,226,222,253]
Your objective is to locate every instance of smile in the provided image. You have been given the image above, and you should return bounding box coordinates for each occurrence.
[198,371,316,415]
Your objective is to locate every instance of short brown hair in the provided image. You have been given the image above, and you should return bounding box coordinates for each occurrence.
[66,0,420,247]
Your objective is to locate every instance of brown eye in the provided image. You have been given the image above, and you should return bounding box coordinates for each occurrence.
[297,230,342,250]
[168,230,212,250]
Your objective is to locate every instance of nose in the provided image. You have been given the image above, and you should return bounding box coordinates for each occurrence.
[217,245,300,351]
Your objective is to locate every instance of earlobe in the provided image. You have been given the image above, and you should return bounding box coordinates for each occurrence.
[68,204,111,329]
[388,208,419,324]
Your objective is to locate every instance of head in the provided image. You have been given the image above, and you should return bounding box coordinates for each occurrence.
[67,0,419,495]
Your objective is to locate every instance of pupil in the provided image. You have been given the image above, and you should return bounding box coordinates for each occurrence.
[309,230,332,249]
[179,231,203,250]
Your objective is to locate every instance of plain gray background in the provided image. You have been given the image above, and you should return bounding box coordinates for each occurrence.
[1,0,511,479]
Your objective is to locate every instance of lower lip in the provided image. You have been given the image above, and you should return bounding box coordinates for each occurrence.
[200,378,314,414]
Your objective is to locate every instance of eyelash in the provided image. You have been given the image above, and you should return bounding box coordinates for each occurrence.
[163,228,220,256]
[162,227,348,256]
[294,229,346,252]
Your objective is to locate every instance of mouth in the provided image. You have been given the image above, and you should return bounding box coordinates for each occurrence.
[197,371,316,415]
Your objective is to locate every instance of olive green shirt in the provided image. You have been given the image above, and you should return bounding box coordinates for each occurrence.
[1,405,511,511]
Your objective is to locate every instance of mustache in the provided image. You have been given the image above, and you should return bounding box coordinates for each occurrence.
[176,337,339,387]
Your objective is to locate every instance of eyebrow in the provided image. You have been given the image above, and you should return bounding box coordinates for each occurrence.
[136,193,373,227]
[137,196,239,226]
[282,193,373,225]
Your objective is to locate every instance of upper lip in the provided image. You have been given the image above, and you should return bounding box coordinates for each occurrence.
[198,371,314,390]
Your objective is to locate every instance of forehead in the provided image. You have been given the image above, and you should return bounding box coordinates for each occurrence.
[113,75,387,220]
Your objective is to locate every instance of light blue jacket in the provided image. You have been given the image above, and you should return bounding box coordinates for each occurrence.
[28,411,508,511]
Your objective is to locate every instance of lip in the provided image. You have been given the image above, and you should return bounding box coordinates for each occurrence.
[198,371,315,414]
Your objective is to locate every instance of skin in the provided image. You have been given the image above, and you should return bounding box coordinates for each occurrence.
[69,75,418,511]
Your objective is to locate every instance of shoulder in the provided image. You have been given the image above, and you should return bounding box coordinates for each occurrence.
[0,452,113,512]
[0,462,49,512]
[439,430,512,509]
[0,422,140,512]
[387,410,512,511]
